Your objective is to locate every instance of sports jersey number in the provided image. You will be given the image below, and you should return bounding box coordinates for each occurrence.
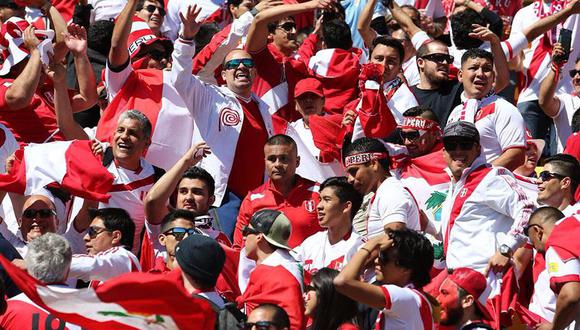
[31,313,66,330]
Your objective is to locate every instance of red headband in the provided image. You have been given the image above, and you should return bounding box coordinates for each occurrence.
[344,152,388,167]
[400,117,440,132]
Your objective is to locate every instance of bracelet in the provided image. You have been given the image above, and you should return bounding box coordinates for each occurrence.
[360,247,372,254]
[249,7,259,16]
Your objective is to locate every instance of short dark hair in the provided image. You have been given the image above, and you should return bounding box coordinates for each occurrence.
[529,206,565,225]
[344,137,390,170]
[571,108,580,133]
[400,5,422,26]
[160,209,196,233]
[383,229,434,287]
[461,48,494,67]
[89,208,135,251]
[310,268,358,330]
[369,36,405,65]
[181,166,215,197]
[136,0,164,11]
[87,20,114,56]
[266,134,297,150]
[544,154,580,193]
[267,16,295,33]
[416,40,447,59]
[195,23,220,56]
[322,19,352,50]
[254,303,291,328]
[451,9,486,50]
[320,177,363,220]
[370,17,390,36]
[403,105,439,122]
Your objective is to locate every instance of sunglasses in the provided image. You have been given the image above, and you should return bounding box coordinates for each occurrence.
[242,225,260,237]
[443,140,476,151]
[523,223,543,237]
[144,4,166,16]
[22,208,56,219]
[422,53,454,64]
[276,22,296,32]
[163,227,197,241]
[224,58,255,70]
[399,130,424,141]
[538,170,565,182]
[570,69,580,78]
[238,321,281,330]
[87,226,111,239]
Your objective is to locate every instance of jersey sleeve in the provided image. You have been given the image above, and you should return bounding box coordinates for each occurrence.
[545,247,580,294]
[375,187,415,226]
[494,104,527,151]
[501,32,528,61]
[379,284,420,313]
[104,59,133,101]
[68,248,138,282]
[233,194,254,249]
[411,31,432,51]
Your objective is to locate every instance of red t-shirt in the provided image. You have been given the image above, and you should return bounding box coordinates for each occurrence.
[0,79,65,143]
[0,296,77,330]
[227,98,268,198]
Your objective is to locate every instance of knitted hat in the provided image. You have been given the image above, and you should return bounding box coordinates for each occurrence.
[175,234,225,287]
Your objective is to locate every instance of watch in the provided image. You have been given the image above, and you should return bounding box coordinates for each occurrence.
[499,244,512,257]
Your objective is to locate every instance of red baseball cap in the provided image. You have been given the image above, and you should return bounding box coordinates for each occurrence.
[294,78,324,98]
[447,267,493,321]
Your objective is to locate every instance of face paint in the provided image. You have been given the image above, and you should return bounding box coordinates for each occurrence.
[437,279,464,326]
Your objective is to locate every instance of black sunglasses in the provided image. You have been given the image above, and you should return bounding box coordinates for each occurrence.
[163,227,197,241]
[444,140,476,151]
[224,58,255,70]
[238,321,281,330]
[276,22,296,32]
[570,69,579,78]
[145,4,166,16]
[22,208,56,219]
[538,170,566,182]
[399,130,422,141]
[87,226,111,239]
[422,53,454,64]
[523,223,543,237]
[242,225,260,237]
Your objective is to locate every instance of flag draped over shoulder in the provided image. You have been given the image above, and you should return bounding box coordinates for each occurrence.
[0,140,114,202]
[0,255,216,330]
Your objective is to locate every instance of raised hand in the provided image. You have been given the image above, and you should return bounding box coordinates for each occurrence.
[22,26,41,52]
[179,5,203,40]
[183,141,211,166]
[44,54,66,83]
[62,23,88,56]
[254,0,284,12]
[469,24,500,44]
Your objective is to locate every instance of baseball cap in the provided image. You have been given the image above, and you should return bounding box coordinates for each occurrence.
[443,121,480,143]
[294,78,324,98]
[447,268,492,321]
[175,234,226,287]
[525,129,545,155]
[249,209,292,250]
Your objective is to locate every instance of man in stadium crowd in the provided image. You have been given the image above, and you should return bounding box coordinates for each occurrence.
[151,209,198,273]
[537,154,580,215]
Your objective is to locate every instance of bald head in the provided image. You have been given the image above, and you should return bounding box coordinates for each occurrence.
[221,50,255,97]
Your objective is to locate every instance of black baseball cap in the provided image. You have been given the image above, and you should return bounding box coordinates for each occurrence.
[443,121,480,143]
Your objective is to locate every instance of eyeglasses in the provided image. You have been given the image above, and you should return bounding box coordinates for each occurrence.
[87,226,112,239]
[224,58,255,70]
[276,22,296,32]
[163,227,197,241]
[538,170,566,182]
[524,223,543,237]
[570,69,580,78]
[144,4,166,16]
[242,225,260,237]
[443,140,476,151]
[421,53,454,64]
[399,130,424,141]
[238,321,281,330]
[22,208,56,219]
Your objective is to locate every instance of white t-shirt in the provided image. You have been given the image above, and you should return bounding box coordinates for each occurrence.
[68,246,140,283]
[367,176,421,238]
[88,0,127,24]
[552,94,580,153]
[376,284,436,330]
[162,0,224,41]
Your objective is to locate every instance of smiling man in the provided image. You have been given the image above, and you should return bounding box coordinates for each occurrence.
[135,0,165,36]
[536,154,580,214]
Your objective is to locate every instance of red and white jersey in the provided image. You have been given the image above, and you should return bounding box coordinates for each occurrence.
[529,250,557,323]
[367,176,421,238]
[0,122,19,172]
[376,284,436,330]
[440,160,533,272]
[88,0,127,23]
[395,0,445,18]
[162,0,226,41]
[0,290,82,330]
[233,176,321,249]
[511,2,580,103]
[514,174,540,209]
[447,94,526,163]
[68,246,141,283]
[200,227,232,247]
[402,56,420,87]
[170,39,274,206]
[237,249,305,330]
[381,79,419,125]
[296,230,365,284]
[545,216,580,292]
[552,94,580,153]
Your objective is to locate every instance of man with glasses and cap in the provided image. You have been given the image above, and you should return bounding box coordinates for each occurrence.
[152,209,200,273]
[135,0,165,37]
[237,209,304,330]
[536,154,580,215]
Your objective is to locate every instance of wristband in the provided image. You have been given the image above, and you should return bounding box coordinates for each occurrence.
[250,7,259,16]
[360,247,372,254]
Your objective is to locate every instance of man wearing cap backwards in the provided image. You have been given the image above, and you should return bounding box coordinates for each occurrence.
[237,209,305,330]
[446,49,526,171]
[174,234,227,308]
[525,207,580,330]
[343,137,421,237]
[436,267,494,330]
[437,121,534,326]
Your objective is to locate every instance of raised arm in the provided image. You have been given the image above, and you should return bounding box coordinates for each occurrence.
[357,0,379,48]
[539,44,565,118]
[109,0,139,68]
[65,24,98,113]
[245,0,332,53]
[43,2,69,62]
[144,143,210,225]
[469,24,509,92]
[523,0,580,43]
[387,1,423,39]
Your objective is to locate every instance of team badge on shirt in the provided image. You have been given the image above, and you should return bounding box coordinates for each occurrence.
[304,200,316,213]
[219,108,241,130]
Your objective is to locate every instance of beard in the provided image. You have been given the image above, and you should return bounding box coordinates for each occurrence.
[440,305,464,326]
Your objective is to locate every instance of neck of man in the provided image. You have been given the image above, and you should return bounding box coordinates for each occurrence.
[117,157,141,171]
[256,247,275,265]
[234,90,253,102]
[555,194,573,211]
[371,171,389,193]
[458,306,481,329]
[166,254,175,270]
[327,222,351,245]
[272,175,297,197]
[302,114,311,128]
[181,272,210,295]
[275,43,294,58]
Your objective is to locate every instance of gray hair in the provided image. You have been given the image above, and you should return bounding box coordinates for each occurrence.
[25,233,72,284]
[117,110,152,141]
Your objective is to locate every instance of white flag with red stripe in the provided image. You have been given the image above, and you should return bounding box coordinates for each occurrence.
[0,254,216,329]
[0,140,114,202]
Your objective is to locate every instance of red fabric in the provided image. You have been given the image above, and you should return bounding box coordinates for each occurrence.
[233,176,321,249]
[545,216,580,262]
[337,323,359,330]
[487,267,520,329]
[148,256,171,274]
[398,146,448,186]
[0,80,65,143]
[215,243,241,302]
[564,134,580,201]
[191,23,230,86]
[237,264,305,330]
[282,0,313,31]
[0,255,216,329]
[53,0,77,22]
[139,230,155,272]
[514,302,548,328]
[379,285,392,309]
[0,299,74,329]
[227,98,268,198]
[307,113,343,163]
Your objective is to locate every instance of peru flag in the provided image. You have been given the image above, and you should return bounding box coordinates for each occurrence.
[0,140,114,202]
[0,255,216,330]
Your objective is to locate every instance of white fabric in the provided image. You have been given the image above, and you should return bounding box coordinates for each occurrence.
[403,56,420,87]
[0,123,18,173]
[379,284,436,330]
[88,0,126,23]
[162,0,225,41]
[447,95,527,163]
[367,176,421,238]
[9,289,82,330]
[529,251,557,323]
[392,0,445,18]
[68,246,140,282]
[552,94,580,153]
[170,39,274,206]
